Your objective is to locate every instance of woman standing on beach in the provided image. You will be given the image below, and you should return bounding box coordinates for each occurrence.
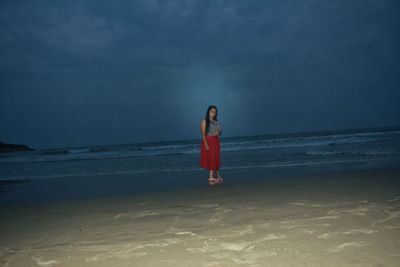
[200,105,224,186]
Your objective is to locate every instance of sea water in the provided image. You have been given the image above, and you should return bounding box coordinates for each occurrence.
[1,126,400,204]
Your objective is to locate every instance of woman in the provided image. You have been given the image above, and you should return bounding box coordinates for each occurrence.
[200,105,224,186]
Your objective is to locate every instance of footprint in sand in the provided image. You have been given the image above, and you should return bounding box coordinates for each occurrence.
[252,233,287,243]
[209,206,233,222]
[32,256,59,266]
[327,241,369,252]
[166,226,196,236]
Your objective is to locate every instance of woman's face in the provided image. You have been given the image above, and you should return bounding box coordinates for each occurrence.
[209,108,217,119]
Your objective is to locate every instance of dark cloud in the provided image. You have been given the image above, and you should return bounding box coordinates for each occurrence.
[1,0,399,148]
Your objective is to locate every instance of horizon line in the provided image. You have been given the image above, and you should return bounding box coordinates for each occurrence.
[18,124,400,151]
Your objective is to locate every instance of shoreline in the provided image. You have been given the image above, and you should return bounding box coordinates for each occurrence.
[0,155,399,207]
[1,157,400,206]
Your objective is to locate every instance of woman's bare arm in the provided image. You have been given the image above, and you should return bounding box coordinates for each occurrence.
[200,120,209,149]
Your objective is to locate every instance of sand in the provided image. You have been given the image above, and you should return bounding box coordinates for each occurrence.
[1,167,400,266]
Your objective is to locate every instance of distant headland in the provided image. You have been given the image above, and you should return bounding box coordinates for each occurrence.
[0,141,34,153]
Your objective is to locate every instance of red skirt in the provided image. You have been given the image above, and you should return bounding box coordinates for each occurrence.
[200,135,220,170]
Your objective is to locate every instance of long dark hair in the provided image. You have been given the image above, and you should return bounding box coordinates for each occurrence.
[205,105,218,134]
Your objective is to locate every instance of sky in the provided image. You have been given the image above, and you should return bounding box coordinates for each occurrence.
[0,0,399,149]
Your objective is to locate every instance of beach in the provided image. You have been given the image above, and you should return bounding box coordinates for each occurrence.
[1,166,400,267]
[1,0,399,265]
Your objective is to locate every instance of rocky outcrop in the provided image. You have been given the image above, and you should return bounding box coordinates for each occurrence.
[0,141,34,153]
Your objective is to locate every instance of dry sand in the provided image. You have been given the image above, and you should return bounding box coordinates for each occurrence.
[1,167,400,266]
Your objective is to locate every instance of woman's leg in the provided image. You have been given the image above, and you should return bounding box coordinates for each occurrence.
[208,170,220,185]
[215,170,223,183]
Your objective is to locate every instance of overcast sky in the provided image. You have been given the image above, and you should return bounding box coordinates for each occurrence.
[1,0,399,149]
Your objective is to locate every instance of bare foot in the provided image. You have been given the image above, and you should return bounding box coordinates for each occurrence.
[208,177,220,186]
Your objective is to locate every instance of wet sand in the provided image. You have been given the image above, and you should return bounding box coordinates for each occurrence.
[1,167,400,266]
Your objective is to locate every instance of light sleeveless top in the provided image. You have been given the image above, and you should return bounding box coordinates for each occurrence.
[207,120,221,136]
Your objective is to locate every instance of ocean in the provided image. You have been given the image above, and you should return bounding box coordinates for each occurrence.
[1,126,400,204]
